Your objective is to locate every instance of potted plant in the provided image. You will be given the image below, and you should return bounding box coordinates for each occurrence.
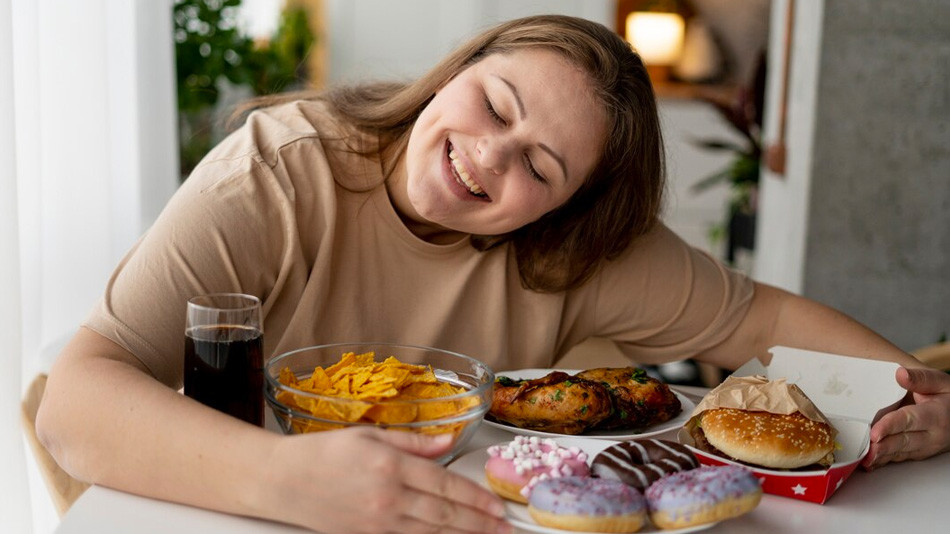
[173,0,315,180]
[690,53,766,265]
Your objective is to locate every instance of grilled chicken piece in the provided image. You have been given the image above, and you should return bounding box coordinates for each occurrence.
[575,367,682,430]
[489,371,613,434]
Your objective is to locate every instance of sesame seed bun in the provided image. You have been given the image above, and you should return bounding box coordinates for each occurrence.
[700,408,835,469]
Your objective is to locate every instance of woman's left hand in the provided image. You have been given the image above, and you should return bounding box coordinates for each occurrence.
[863,366,950,470]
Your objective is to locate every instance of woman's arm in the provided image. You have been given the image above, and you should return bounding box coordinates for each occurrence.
[699,282,950,468]
[37,327,508,533]
[699,282,921,369]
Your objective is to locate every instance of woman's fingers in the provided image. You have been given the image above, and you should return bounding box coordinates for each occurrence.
[398,485,510,534]
[395,447,508,532]
[864,367,950,469]
[898,366,950,397]
[370,426,457,458]
[357,429,509,533]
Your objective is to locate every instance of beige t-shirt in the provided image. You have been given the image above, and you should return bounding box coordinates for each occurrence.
[84,100,754,388]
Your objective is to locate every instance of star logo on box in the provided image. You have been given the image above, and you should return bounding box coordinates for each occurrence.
[791,483,807,495]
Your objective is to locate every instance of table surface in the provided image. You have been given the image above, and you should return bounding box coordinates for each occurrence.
[56,386,950,534]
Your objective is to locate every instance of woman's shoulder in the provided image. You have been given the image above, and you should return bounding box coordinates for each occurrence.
[585,223,709,292]
[618,222,693,264]
[189,99,380,191]
[229,99,356,165]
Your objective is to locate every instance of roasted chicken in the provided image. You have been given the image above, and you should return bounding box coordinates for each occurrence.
[489,367,682,434]
[488,371,612,434]
[575,367,682,430]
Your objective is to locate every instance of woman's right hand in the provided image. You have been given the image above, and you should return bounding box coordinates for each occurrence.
[259,427,511,534]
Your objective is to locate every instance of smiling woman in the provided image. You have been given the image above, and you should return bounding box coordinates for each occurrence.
[34,11,950,534]
[396,49,606,240]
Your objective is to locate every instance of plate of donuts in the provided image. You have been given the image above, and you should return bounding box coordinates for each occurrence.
[448,437,725,534]
[485,368,696,440]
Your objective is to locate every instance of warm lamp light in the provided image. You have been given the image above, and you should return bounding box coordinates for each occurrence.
[625,12,685,81]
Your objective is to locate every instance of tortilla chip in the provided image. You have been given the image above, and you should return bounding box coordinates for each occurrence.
[276,351,473,431]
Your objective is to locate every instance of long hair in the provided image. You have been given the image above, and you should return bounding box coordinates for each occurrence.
[238,15,665,293]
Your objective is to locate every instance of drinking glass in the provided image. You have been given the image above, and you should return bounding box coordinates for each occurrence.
[184,293,264,426]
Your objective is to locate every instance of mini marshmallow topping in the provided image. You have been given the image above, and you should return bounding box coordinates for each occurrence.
[486,436,589,498]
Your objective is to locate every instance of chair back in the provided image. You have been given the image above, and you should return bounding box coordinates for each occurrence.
[912,342,950,371]
[20,374,90,516]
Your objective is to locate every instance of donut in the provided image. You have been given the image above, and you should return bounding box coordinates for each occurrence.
[645,465,762,529]
[484,436,590,503]
[591,438,699,491]
[528,476,647,533]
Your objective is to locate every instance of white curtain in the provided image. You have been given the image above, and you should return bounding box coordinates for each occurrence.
[1,0,30,529]
[1,1,179,531]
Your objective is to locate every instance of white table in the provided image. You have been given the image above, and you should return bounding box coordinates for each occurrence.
[56,387,950,534]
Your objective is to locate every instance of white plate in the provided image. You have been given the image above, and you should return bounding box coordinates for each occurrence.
[485,369,696,440]
[447,437,717,534]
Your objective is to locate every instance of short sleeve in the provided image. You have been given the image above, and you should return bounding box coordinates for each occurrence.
[82,142,293,387]
[590,224,755,364]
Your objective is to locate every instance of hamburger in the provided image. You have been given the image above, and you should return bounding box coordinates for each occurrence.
[686,375,837,470]
[690,408,835,469]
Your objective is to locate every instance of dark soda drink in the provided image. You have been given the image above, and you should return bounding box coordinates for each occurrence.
[184,324,264,426]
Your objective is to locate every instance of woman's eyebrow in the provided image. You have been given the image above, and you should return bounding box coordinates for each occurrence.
[494,74,527,120]
[493,74,568,183]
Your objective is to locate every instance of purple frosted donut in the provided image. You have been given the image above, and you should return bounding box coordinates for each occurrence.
[591,438,699,490]
[646,465,762,529]
[528,476,647,533]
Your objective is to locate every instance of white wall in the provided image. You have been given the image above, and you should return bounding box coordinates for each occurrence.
[755,0,824,292]
[325,0,613,83]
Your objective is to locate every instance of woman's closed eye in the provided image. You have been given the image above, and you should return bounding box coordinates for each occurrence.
[484,96,506,126]
[523,155,547,184]
[484,96,548,184]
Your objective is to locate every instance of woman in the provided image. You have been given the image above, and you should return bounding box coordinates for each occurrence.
[37,14,949,534]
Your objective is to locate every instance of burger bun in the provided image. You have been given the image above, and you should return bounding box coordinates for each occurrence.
[700,408,835,469]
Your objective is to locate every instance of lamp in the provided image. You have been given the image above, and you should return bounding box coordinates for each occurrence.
[625,11,685,83]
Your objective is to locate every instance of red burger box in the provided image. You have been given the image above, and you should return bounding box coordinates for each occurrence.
[678,346,907,504]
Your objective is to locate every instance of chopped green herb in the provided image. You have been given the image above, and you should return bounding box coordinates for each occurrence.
[496,376,519,387]
[630,368,648,384]
[553,389,564,402]
[580,405,588,414]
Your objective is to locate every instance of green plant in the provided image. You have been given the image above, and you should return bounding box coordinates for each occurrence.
[173,0,315,179]
[690,53,767,258]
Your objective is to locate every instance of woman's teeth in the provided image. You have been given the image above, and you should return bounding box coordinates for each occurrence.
[448,148,486,197]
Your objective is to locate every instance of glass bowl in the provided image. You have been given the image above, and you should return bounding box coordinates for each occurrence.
[264,343,494,464]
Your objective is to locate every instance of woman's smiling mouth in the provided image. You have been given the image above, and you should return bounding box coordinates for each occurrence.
[447,141,489,199]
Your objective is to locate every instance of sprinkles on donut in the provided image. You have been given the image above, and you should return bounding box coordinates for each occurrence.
[645,464,762,529]
[528,476,648,533]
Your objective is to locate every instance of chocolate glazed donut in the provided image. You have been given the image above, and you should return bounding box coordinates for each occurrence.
[591,439,699,491]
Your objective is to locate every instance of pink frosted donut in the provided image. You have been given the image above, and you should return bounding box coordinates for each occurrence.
[528,476,647,533]
[484,436,590,504]
[645,465,762,529]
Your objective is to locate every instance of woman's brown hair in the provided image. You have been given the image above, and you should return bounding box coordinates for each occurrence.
[239,15,665,293]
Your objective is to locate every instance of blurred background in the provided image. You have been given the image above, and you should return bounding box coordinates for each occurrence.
[3,1,948,531]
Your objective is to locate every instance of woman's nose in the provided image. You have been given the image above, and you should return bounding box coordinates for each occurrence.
[475,136,509,176]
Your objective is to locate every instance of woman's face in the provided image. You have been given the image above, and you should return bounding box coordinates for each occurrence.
[398,48,607,239]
